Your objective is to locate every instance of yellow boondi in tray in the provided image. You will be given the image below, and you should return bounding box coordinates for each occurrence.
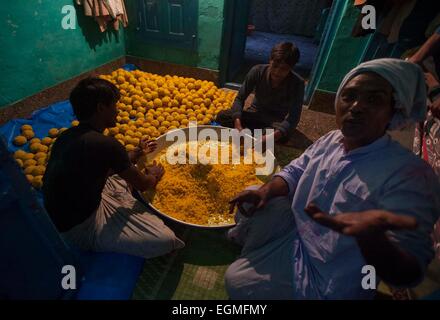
[142,141,265,227]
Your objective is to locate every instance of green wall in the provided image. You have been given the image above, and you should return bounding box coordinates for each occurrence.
[311,1,372,94]
[0,0,126,108]
[1,0,372,109]
[125,0,225,71]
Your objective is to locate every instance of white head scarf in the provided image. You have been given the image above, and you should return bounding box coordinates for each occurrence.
[335,58,427,130]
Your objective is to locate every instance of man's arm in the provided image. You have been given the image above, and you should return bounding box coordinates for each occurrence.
[108,138,161,192]
[231,66,260,123]
[128,148,142,164]
[409,28,440,66]
[128,139,157,164]
[229,176,288,216]
[119,160,165,192]
[305,206,422,286]
[259,176,289,201]
[118,165,158,192]
[276,80,305,137]
[229,132,327,215]
[306,163,440,287]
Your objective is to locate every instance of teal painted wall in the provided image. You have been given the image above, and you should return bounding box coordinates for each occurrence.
[5,0,362,109]
[312,1,372,94]
[0,0,126,108]
[125,0,225,71]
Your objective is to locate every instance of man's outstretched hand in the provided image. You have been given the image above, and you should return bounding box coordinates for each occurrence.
[229,188,270,217]
[139,138,157,155]
[304,203,418,237]
[145,160,165,187]
[129,138,158,164]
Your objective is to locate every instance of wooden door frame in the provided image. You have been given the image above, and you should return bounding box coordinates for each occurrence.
[303,0,343,105]
[218,0,250,87]
[219,0,339,100]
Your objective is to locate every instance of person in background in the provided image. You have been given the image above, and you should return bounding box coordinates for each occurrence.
[410,26,440,262]
[215,42,305,144]
[225,58,440,299]
[411,24,440,175]
[43,77,184,258]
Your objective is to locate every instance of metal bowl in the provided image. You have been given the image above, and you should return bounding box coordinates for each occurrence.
[136,125,279,229]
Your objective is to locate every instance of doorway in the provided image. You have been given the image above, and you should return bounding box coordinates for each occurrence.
[220,0,334,87]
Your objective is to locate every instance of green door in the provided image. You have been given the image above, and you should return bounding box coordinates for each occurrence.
[135,0,198,50]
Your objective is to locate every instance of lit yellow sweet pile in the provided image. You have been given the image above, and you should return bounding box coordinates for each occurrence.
[11,69,236,189]
[100,69,237,152]
[12,122,78,189]
[143,141,263,226]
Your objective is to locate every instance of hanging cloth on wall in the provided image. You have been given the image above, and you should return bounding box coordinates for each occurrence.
[76,0,128,32]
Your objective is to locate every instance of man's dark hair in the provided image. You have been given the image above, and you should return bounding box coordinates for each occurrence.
[70,77,120,121]
[270,42,300,68]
